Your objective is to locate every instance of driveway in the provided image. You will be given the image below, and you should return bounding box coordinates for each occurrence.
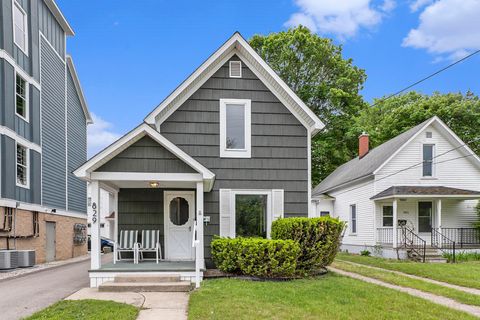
[0,254,111,320]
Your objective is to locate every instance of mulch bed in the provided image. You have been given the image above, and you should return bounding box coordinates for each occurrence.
[203,268,328,281]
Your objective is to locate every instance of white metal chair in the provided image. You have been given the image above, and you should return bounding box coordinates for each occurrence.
[138,230,162,264]
[114,230,139,264]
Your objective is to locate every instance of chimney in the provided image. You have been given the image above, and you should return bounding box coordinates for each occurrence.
[359,132,369,159]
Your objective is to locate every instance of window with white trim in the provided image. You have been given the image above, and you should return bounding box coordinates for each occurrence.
[422,144,434,177]
[16,143,29,188]
[15,73,28,120]
[320,211,330,217]
[382,205,393,227]
[220,99,251,158]
[350,204,357,234]
[229,61,242,78]
[235,194,268,238]
[13,2,28,54]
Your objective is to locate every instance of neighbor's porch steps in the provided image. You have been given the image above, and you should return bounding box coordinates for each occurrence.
[408,247,448,263]
[98,275,194,292]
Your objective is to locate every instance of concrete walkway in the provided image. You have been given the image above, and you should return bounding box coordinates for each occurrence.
[336,259,480,296]
[67,288,189,320]
[329,266,480,318]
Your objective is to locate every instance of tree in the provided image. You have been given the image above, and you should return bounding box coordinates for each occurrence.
[249,26,367,186]
[350,91,480,155]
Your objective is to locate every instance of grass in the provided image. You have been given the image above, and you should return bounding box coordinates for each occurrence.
[24,299,139,320]
[337,252,480,289]
[332,260,480,307]
[188,275,477,320]
[443,251,480,263]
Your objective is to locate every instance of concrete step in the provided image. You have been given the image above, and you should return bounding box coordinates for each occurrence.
[114,275,181,283]
[425,257,448,263]
[99,281,193,292]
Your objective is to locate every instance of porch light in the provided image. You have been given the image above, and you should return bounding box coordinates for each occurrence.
[149,181,160,188]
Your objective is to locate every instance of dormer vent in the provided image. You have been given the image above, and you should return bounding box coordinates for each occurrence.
[229,61,242,78]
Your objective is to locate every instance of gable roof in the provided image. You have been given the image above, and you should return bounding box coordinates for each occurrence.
[144,32,324,136]
[66,56,93,124]
[44,0,74,36]
[74,123,216,191]
[313,116,480,195]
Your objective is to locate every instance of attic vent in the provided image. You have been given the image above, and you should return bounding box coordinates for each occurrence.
[426,132,433,138]
[229,61,242,78]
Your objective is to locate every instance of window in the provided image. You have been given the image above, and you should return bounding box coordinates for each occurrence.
[320,211,330,217]
[169,197,189,226]
[422,144,434,176]
[418,202,432,233]
[350,204,357,234]
[229,61,242,78]
[426,131,433,138]
[235,194,267,238]
[15,73,28,120]
[220,99,251,158]
[382,205,393,227]
[16,143,29,188]
[13,2,28,54]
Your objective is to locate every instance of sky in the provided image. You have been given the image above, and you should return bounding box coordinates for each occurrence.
[56,0,480,157]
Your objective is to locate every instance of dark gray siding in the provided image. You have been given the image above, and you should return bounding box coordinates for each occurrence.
[40,37,66,209]
[38,0,65,58]
[160,56,309,265]
[97,136,197,173]
[118,188,166,255]
[0,135,40,203]
[66,69,87,213]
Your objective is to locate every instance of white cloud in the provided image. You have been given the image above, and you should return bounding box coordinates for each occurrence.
[403,0,480,59]
[285,0,395,39]
[87,113,121,158]
[409,0,433,12]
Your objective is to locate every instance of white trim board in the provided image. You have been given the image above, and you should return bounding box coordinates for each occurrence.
[43,0,74,36]
[66,56,93,124]
[144,32,324,136]
[0,50,41,89]
[0,199,87,219]
[0,126,42,153]
[74,123,215,191]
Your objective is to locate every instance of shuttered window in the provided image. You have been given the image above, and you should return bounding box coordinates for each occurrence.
[219,189,284,238]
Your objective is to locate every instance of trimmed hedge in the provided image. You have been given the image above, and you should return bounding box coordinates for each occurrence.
[271,217,345,273]
[211,237,300,278]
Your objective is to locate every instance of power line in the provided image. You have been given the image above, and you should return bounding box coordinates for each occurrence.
[369,49,480,108]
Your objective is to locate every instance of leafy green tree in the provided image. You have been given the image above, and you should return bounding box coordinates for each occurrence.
[249,26,367,185]
[350,91,480,154]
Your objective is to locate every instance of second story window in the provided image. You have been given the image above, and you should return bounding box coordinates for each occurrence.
[422,144,434,177]
[13,2,28,54]
[16,143,29,188]
[220,99,251,158]
[16,73,28,120]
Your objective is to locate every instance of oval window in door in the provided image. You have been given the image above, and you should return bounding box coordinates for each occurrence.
[170,197,189,226]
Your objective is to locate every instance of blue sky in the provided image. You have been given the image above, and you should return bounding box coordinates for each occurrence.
[56,0,480,156]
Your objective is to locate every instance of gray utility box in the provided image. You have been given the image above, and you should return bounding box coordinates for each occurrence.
[17,250,35,267]
[0,250,18,269]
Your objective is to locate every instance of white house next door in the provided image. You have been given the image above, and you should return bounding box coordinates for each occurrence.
[164,191,195,260]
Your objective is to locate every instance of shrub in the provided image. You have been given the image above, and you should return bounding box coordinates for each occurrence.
[211,237,300,278]
[360,250,371,256]
[271,217,345,273]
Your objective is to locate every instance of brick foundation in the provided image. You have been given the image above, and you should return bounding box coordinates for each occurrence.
[0,207,87,264]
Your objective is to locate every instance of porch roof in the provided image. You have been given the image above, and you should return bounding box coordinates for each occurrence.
[371,186,480,200]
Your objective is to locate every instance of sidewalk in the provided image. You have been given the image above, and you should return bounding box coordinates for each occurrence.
[329,266,480,318]
[0,254,90,281]
[67,288,189,320]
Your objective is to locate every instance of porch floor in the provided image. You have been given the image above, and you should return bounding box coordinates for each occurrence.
[93,260,197,272]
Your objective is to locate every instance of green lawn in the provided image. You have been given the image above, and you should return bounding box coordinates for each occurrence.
[188,275,476,320]
[332,260,480,307]
[337,252,480,289]
[24,300,139,320]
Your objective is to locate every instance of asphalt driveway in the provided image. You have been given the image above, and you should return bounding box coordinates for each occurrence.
[0,254,111,320]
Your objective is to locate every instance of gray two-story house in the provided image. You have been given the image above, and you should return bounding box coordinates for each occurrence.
[75,32,323,288]
[0,0,92,263]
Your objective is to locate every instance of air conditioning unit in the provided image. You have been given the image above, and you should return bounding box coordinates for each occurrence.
[17,250,35,267]
[0,250,18,269]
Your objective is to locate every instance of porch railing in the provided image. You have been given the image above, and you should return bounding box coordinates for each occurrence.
[399,226,426,263]
[192,220,200,288]
[376,227,403,246]
[431,228,456,263]
[440,228,480,248]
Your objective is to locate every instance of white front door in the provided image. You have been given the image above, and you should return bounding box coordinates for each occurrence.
[164,191,195,260]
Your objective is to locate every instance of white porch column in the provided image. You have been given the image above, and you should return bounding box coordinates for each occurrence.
[89,180,101,270]
[436,199,442,230]
[392,199,398,249]
[373,202,378,244]
[196,182,205,267]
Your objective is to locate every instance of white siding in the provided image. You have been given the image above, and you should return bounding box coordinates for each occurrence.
[442,199,479,228]
[312,199,334,217]
[330,179,376,246]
